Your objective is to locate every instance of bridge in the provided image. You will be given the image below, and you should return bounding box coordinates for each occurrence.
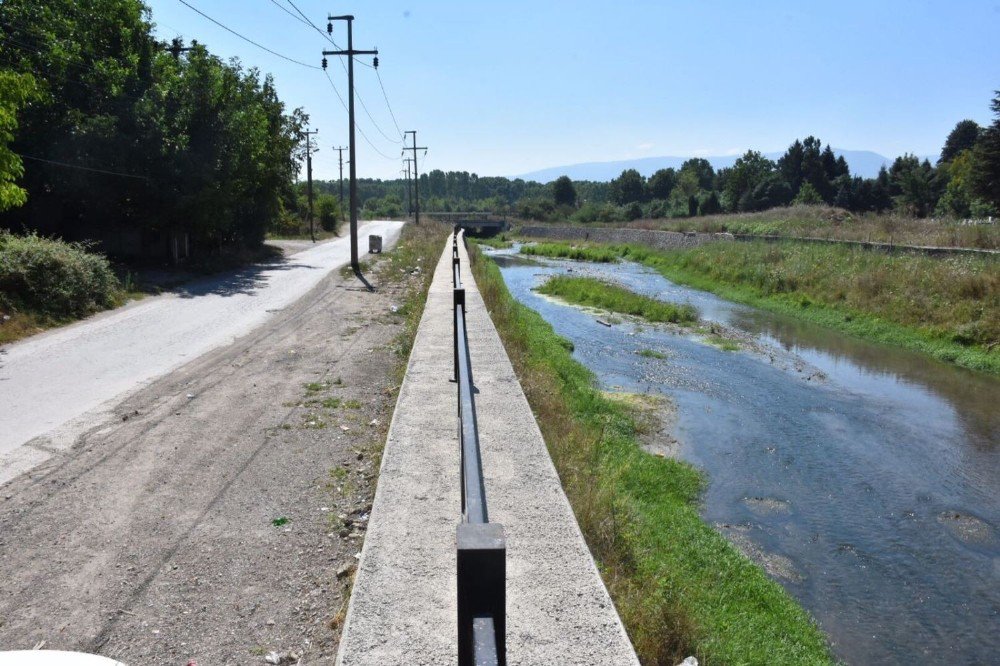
[426,212,509,236]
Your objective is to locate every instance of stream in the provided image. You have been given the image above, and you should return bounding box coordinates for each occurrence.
[486,246,1000,664]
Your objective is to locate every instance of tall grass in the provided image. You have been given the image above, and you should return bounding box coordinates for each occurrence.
[538,275,697,324]
[522,241,621,262]
[469,244,833,665]
[520,239,1000,376]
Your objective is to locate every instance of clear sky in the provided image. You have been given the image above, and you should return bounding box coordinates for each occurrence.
[146,0,1000,181]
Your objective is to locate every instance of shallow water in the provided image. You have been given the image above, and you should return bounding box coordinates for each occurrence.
[488,247,1000,664]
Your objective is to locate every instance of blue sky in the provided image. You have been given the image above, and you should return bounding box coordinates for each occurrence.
[147,0,1000,181]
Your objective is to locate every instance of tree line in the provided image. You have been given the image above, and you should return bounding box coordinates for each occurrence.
[0,0,306,257]
[351,92,1000,224]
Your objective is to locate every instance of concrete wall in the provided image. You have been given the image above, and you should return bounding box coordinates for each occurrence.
[335,235,639,665]
[519,224,718,250]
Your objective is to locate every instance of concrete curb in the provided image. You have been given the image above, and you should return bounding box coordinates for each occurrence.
[335,236,639,665]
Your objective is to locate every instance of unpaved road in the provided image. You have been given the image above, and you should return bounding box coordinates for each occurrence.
[0,221,401,483]
[0,225,417,663]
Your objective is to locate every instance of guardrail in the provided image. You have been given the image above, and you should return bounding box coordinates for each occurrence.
[451,229,507,666]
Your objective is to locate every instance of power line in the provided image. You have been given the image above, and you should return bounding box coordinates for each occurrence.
[375,68,405,140]
[176,0,320,69]
[17,153,149,181]
[322,70,396,161]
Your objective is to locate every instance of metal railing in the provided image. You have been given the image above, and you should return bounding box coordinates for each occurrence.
[451,230,507,666]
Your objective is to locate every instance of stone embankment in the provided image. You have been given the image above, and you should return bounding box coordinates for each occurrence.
[520,224,718,250]
[335,235,639,665]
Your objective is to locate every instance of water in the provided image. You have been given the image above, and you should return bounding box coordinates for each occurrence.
[487,247,1000,664]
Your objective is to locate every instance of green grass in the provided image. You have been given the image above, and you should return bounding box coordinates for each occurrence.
[469,244,833,665]
[537,275,697,324]
[474,234,513,249]
[520,240,1000,376]
[522,241,622,263]
[636,349,667,359]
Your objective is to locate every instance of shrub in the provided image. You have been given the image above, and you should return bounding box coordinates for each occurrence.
[0,231,121,319]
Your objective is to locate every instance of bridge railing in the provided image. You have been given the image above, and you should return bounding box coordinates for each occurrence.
[451,230,507,666]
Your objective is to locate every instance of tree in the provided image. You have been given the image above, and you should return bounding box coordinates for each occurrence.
[609,168,646,205]
[552,175,577,206]
[0,72,36,212]
[679,158,715,190]
[699,190,722,215]
[971,91,1000,212]
[793,181,823,205]
[940,119,981,164]
[647,168,677,199]
[316,193,341,232]
[723,151,777,211]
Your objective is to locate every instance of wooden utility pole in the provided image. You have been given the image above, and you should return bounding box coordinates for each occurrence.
[335,145,347,225]
[323,16,377,274]
[403,158,414,217]
[301,129,319,242]
[404,131,426,225]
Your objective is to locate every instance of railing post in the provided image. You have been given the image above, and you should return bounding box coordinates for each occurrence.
[457,523,506,666]
[453,287,464,382]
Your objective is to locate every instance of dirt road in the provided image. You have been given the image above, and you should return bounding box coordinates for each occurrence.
[0,221,401,483]
[0,231,421,664]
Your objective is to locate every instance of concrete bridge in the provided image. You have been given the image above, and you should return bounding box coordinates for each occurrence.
[428,212,509,236]
[336,232,638,665]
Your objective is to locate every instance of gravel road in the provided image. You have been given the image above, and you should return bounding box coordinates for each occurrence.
[0,223,415,663]
[0,221,401,483]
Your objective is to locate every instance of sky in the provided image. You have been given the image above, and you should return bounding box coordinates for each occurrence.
[146,0,1000,181]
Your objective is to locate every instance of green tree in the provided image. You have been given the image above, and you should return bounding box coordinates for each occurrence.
[723,151,776,211]
[609,168,646,205]
[0,72,36,211]
[316,193,341,232]
[647,168,677,199]
[940,119,981,164]
[679,158,715,190]
[699,190,722,215]
[793,181,823,205]
[971,91,1000,212]
[552,175,577,206]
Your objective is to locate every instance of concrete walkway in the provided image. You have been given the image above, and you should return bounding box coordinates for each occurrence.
[337,235,638,665]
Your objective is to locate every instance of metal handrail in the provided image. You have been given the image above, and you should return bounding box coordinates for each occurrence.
[452,230,506,666]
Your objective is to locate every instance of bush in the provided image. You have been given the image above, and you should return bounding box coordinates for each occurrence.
[0,231,121,319]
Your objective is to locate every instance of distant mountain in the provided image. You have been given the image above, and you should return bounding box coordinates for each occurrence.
[516,149,938,182]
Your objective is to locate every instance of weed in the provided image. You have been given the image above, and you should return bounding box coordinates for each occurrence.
[537,275,698,324]
[304,382,327,394]
[342,399,362,409]
[322,397,342,409]
[271,517,289,527]
[636,348,667,359]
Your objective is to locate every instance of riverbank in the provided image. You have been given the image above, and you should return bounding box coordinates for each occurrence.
[520,240,1000,376]
[469,245,833,665]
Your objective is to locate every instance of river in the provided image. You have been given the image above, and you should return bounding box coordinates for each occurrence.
[486,246,1000,664]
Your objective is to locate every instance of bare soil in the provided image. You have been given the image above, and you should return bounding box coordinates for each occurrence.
[0,254,416,664]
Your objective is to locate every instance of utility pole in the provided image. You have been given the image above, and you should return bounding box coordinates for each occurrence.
[323,16,377,275]
[301,128,319,242]
[335,145,347,226]
[403,158,414,217]
[404,131,426,225]
[164,37,198,59]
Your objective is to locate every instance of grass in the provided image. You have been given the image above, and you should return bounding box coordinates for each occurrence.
[636,349,667,359]
[537,275,697,324]
[469,244,833,665]
[530,204,1000,250]
[473,234,513,249]
[520,240,1000,376]
[522,241,621,263]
